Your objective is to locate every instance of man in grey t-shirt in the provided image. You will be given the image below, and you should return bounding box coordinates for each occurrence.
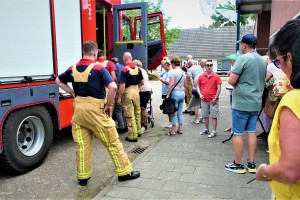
[225,34,266,174]
[187,59,206,123]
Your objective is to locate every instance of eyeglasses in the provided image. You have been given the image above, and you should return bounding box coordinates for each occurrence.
[272,54,287,69]
[206,64,213,67]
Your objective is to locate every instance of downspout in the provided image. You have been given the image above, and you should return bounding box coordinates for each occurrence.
[236,0,241,53]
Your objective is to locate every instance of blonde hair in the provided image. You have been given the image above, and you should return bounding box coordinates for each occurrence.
[133,59,142,67]
[164,59,171,65]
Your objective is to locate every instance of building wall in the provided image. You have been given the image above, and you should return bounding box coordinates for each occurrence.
[270,0,300,40]
[181,58,228,74]
[256,12,271,56]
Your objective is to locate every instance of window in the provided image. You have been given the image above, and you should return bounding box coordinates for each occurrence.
[217,59,231,71]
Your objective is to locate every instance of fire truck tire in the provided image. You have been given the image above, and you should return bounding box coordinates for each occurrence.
[0,106,53,173]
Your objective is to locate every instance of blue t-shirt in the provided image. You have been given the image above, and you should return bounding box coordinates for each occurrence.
[115,63,124,82]
[160,70,171,95]
[58,59,113,99]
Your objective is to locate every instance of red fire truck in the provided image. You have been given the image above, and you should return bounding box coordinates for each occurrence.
[0,0,166,173]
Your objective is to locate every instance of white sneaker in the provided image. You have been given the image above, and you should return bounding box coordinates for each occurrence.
[141,127,145,134]
[165,122,172,128]
[208,131,217,138]
[190,119,200,124]
[199,117,205,123]
[199,129,209,135]
[190,119,199,124]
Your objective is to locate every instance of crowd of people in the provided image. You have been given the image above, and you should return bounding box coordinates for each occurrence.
[152,55,222,138]
[55,18,300,199]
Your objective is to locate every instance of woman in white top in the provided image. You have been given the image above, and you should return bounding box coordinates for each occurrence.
[166,56,186,135]
[133,60,151,134]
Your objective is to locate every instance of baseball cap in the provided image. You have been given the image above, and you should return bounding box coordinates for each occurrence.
[237,34,257,45]
[111,57,118,63]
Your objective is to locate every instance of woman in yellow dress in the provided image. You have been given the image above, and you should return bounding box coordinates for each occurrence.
[255,18,300,199]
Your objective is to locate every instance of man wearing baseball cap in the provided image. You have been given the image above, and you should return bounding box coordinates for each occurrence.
[237,33,258,46]
[225,34,266,174]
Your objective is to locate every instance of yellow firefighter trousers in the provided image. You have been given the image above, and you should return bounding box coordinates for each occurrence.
[123,85,141,140]
[72,97,133,180]
[185,73,192,106]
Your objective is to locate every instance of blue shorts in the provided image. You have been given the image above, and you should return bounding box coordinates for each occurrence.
[232,109,258,135]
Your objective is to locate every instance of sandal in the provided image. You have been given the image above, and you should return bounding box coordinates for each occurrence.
[166,132,176,136]
[176,131,183,134]
[224,127,232,132]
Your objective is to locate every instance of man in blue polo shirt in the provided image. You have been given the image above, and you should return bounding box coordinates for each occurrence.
[56,41,140,186]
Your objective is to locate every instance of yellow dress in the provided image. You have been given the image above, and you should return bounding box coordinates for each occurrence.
[268,89,300,199]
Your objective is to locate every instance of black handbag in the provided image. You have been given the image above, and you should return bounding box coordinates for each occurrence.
[160,73,184,114]
[161,97,177,114]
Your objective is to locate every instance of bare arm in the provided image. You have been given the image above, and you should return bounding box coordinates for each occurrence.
[160,78,169,85]
[154,73,169,85]
[211,84,221,105]
[55,77,75,98]
[106,82,117,107]
[110,71,117,82]
[117,83,126,106]
[256,107,300,183]
[103,82,117,117]
[265,71,273,82]
[197,84,204,100]
[215,84,221,98]
[228,72,239,86]
[148,72,156,77]
[138,78,144,87]
[190,77,195,89]
[166,76,174,97]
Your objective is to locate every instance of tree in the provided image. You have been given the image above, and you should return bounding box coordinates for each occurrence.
[122,0,180,50]
[209,1,256,28]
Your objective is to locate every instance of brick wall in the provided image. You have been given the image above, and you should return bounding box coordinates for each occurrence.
[256,12,271,55]
[270,0,300,40]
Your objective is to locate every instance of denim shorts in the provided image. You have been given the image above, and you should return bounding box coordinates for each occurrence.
[232,109,258,135]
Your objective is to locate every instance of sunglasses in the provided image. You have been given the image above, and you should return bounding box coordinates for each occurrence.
[272,54,286,69]
[206,64,213,67]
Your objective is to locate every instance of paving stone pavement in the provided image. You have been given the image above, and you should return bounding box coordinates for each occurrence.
[0,79,271,199]
[95,79,271,200]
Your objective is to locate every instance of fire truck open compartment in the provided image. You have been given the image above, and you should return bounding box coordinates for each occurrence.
[96,2,108,55]
[54,0,82,76]
[0,0,54,83]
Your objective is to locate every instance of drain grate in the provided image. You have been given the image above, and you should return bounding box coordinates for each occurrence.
[131,146,148,154]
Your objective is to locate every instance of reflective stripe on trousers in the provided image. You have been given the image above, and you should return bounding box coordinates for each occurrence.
[72,96,133,179]
[123,85,141,139]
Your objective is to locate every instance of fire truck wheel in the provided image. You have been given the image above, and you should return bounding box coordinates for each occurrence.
[0,106,53,173]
